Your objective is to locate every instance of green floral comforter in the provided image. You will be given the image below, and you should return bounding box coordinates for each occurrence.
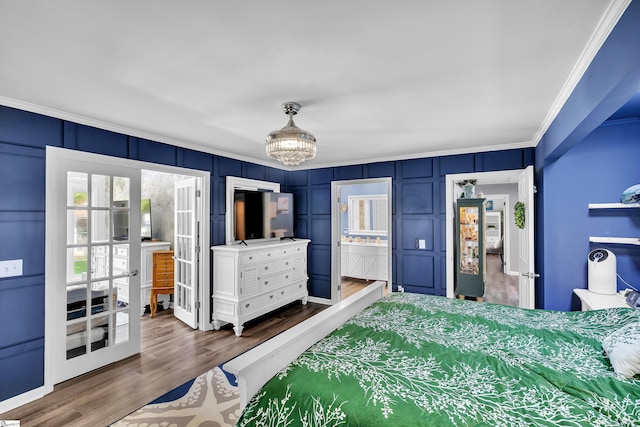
[237,293,640,426]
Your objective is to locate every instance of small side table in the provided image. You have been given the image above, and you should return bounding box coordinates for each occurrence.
[573,288,629,311]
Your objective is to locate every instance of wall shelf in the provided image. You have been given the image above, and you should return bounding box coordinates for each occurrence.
[588,203,640,209]
[589,236,640,245]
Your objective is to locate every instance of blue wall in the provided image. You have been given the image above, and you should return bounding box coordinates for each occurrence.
[541,122,640,311]
[535,0,640,311]
[285,151,534,299]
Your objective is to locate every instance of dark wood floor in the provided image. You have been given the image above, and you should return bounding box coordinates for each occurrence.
[0,302,327,427]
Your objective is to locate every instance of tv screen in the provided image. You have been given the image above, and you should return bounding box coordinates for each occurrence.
[234,190,294,241]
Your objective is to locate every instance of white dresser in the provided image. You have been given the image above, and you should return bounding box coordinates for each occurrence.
[341,241,388,281]
[211,239,310,336]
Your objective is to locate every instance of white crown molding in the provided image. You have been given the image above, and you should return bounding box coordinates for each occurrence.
[530,0,632,146]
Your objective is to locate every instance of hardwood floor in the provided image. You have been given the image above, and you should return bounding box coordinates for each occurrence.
[341,278,389,299]
[484,254,519,306]
[0,302,327,427]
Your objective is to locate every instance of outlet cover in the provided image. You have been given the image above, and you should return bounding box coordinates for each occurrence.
[0,259,23,278]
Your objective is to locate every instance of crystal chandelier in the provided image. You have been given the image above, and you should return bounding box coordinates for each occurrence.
[266,102,316,166]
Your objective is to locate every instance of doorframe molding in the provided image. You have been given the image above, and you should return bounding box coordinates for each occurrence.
[330,177,392,305]
[44,147,211,400]
[445,168,532,302]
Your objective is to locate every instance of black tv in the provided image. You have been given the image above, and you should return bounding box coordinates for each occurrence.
[234,190,294,241]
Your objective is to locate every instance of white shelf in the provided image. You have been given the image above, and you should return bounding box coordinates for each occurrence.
[589,203,640,209]
[589,236,640,245]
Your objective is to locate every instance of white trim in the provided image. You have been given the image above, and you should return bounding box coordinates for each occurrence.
[0,385,51,414]
[530,0,631,146]
[445,169,533,302]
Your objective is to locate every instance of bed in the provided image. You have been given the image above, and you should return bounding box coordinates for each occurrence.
[225,282,640,426]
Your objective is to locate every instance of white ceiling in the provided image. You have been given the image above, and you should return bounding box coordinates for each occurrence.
[0,1,628,169]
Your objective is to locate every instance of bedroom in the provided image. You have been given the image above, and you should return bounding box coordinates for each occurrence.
[1,0,640,424]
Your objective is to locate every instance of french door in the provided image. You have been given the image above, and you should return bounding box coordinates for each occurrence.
[173,177,199,329]
[46,148,141,384]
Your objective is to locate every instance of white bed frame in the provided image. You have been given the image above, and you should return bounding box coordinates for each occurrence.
[223,281,386,409]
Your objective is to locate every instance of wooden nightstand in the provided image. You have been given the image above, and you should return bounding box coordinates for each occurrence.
[573,288,629,311]
[150,250,174,318]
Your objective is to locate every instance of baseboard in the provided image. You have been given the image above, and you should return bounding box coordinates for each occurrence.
[307,296,331,305]
[0,384,52,415]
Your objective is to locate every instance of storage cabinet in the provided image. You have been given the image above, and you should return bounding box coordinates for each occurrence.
[140,241,171,315]
[455,198,486,299]
[150,250,174,318]
[340,242,388,281]
[211,239,310,336]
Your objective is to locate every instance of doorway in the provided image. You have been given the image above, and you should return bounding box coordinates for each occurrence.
[331,178,393,303]
[45,147,210,389]
[445,166,536,309]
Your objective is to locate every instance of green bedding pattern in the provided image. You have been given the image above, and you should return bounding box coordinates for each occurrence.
[238,293,640,426]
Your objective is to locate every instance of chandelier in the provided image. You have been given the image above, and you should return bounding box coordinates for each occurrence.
[266,102,316,166]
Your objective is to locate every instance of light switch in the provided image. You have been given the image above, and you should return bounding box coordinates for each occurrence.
[418,239,426,249]
[0,259,23,278]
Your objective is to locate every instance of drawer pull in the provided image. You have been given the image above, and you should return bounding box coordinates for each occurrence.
[285,275,289,279]
[245,303,250,308]
[265,281,269,286]
[281,291,285,295]
[270,295,274,299]
[285,262,289,266]
[264,266,269,271]
[249,256,253,260]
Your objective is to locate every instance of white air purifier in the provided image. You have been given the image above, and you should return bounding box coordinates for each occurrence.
[588,248,617,295]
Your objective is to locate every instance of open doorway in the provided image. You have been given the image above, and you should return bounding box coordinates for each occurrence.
[445,166,536,309]
[45,147,210,390]
[331,178,392,303]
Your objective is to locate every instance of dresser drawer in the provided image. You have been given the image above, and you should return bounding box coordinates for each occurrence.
[260,248,283,262]
[240,253,260,265]
[240,292,276,317]
[113,257,129,271]
[277,281,307,303]
[259,271,293,290]
[261,258,291,275]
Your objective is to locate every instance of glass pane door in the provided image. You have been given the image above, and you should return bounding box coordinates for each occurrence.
[48,147,141,385]
[65,172,133,360]
[173,177,198,329]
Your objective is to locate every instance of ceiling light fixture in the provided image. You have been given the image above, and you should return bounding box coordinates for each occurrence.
[266,102,316,166]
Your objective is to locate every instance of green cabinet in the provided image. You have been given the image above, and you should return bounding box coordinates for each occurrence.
[455,198,486,298]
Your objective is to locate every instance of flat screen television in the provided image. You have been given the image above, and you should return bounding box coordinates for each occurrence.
[234,190,294,241]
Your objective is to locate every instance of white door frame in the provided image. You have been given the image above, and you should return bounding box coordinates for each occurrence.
[330,177,393,305]
[445,167,536,308]
[44,147,211,393]
[481,193,513,274]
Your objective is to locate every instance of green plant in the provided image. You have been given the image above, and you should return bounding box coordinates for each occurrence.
[514,201,525,229]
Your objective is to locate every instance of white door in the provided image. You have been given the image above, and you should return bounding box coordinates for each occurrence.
[174,177,199,329]
[518,165,536,309]
[47,148,141,384]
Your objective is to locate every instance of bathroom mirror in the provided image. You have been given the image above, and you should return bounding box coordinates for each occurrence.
[348,195,388,236]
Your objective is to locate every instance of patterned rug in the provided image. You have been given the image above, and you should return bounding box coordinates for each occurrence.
[110,364,241,427]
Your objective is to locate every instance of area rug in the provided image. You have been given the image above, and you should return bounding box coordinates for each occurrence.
[110,364,241,427]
